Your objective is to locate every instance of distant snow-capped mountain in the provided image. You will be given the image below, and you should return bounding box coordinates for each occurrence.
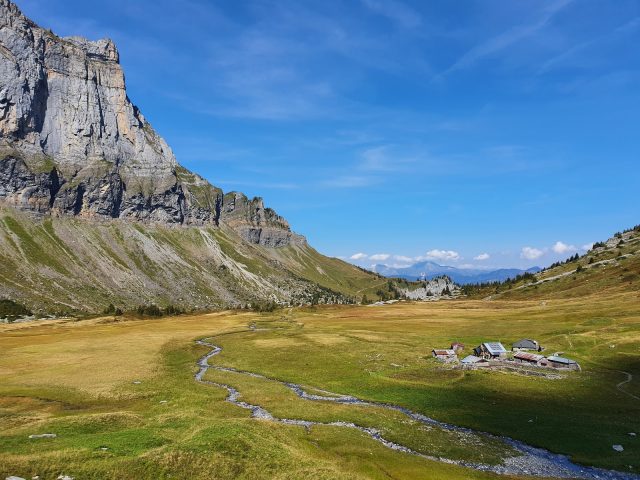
[372,261,541,285]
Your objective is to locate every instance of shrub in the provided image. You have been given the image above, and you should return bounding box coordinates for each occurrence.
[163,304,184,316]
[136,304,162,317]
[0,299,32,321]
[103,303,116,315]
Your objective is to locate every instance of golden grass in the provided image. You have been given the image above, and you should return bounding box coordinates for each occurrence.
[0,312,249,395]
[1,295,638,478]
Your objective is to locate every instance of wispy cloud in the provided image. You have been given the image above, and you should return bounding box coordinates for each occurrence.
[360,0,422,29]
[539,16,640,74]
[350,252,368,260]
[216,180,300,190]
[322,175,378,188]
[437,0,573,79]
[474,253,490,261]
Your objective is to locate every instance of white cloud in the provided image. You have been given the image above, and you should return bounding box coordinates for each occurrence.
[422,249,461,261]
[393,255,413,263]
[369,253,391,261]
[350,252,368,260]
[552,241,577,254]
[521,247,544,260]
[474,253,490,261]
[582,242,594,251]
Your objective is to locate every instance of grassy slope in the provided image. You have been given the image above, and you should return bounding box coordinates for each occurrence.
[467,227,640,300]
[1,294,638,479]
[0,207,381,314]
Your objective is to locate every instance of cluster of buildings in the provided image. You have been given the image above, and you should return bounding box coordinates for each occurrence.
[431,339,580,371]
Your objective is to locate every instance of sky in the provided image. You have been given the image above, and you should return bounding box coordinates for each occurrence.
[16,0,640,270]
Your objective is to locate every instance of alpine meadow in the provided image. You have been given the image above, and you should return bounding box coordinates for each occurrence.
[0,1,638,479]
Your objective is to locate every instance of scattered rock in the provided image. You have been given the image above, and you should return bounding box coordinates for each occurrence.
[629,432,636,437]
[159,400,168,404]
[28,433,56,439]
[132,381,141,385]
[613,444,624,452]
[6,476,26,480]
[57,476,74,480]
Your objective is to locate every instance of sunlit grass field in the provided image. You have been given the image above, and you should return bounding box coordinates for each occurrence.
[1,294,639,479]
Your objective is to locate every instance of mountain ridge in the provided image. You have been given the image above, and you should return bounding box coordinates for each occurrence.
[0,0,298,248]
[0,0,391,312]
[372,260,541,285]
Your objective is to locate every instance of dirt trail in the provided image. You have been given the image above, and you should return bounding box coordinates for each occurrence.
[194,336,639,479]
[617,371,640,401]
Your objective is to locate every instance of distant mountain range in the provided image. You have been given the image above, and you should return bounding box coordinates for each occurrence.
[372,261,541,285]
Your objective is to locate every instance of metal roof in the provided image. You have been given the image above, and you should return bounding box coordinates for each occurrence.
[514,352,545,362]
[513,339,538,349]
[433,349,456,356]
[461,355,486,364]
[483,342,507,355]
[547,355,577,364]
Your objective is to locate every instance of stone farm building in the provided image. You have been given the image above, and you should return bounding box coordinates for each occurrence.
[432,349,457,362]
[474,342,507,359]
[461,355,489,367]
[547,355,581,371]
[512,339,541,352]
[513,352,548,367]
[450,342,465,353]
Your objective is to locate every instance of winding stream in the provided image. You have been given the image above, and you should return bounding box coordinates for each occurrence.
[195,337,637,479]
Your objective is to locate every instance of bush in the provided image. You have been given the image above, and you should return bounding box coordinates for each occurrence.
[163,304,184,316]
[103,303,116,315]
[252,302,278,312]
[0,299,32,321]
[136,304,162,317]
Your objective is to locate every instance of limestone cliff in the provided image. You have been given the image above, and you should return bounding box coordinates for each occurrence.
[0,0,291,243]
[398,276,459,300]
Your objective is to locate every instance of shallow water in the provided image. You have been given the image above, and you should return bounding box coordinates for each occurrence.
[195,338,636,479]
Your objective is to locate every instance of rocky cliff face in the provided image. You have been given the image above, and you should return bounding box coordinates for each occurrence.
[398,276,459,300]
[0,0,294,244]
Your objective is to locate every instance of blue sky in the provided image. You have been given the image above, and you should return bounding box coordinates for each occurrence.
[17,0,640,269]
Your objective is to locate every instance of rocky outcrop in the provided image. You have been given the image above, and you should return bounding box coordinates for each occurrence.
[0,0,296,246]
[399,276,459,300]
[221,192,305,247]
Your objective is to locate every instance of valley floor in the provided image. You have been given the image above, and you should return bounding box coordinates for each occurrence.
[1,295,639,479]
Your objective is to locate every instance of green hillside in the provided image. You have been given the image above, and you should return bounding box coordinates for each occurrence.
[0,207,382,316]
[462,225,640,299]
